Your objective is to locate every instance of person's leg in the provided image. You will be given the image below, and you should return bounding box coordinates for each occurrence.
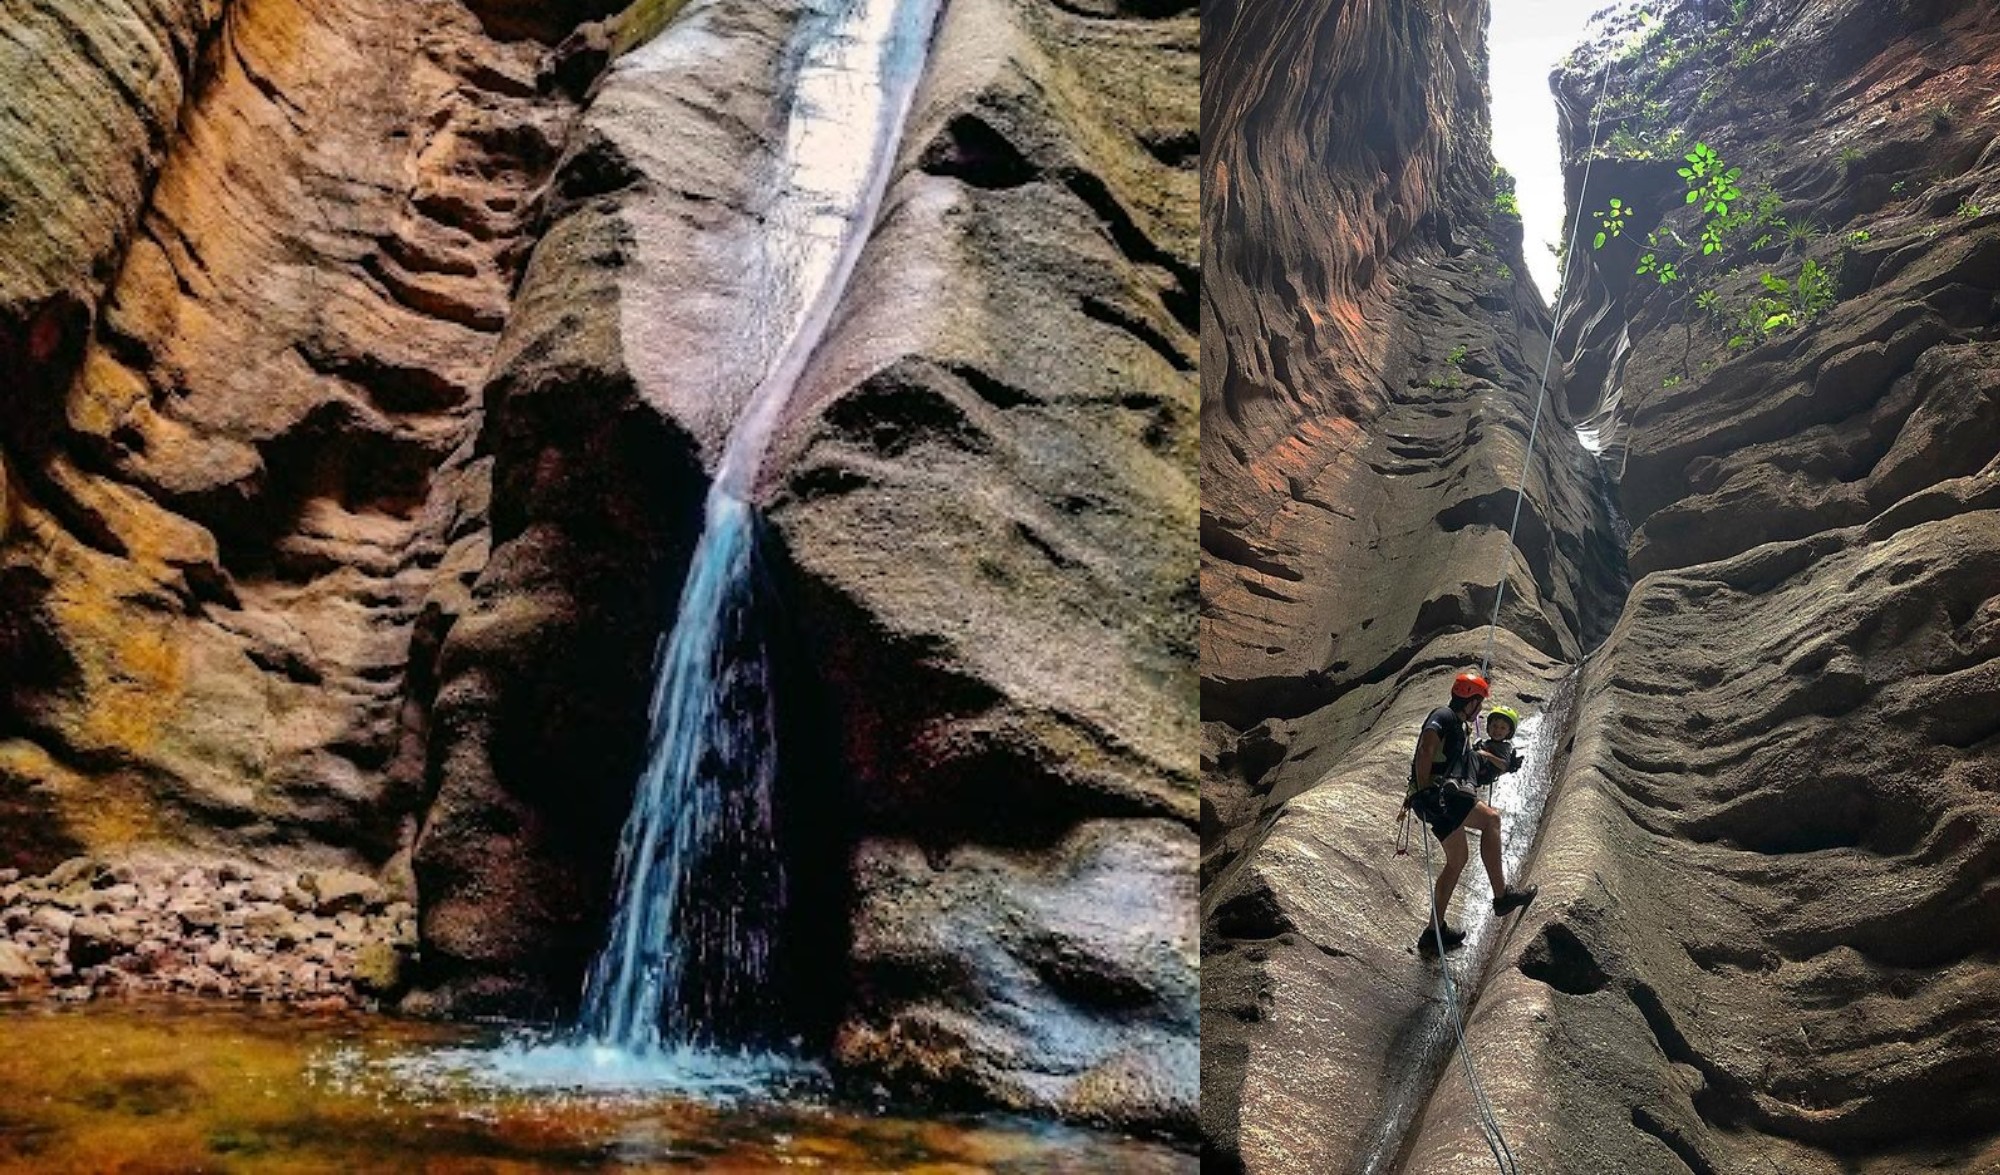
[1432,827,1469,926]
[1468,802,1506,898]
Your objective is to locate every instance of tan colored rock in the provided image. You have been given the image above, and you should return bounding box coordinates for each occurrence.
[243,907,303,948]
[31,907,74,938]
[0,941,42,989]
[0,0,585,877]
[66,915,142,967]
[301,869,385,915]
[353,941,409,998]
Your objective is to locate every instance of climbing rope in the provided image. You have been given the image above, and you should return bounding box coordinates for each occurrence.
[1479,56,1619,682]
[1423,831,1518,1174]
[1434,49,1619,1175]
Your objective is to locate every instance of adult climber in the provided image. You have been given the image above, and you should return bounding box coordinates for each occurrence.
[1403,672,1537,954]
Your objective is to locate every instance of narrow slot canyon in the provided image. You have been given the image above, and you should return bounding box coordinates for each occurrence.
[1202,0,2000,1171]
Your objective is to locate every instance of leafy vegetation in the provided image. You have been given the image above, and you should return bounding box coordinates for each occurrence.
[1591,142,1845,370]
[1491,165,1522,219]
[1732,36,1775,67]
[1593,198,1629,249]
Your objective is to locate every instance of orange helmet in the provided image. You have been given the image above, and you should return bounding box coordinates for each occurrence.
[1452,672,1490,699]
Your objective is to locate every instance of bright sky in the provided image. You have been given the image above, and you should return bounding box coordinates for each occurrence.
[1488,0,1635,303]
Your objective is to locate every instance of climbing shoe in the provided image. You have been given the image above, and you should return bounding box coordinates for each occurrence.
[1416,925,1467,955]
[1493,884,1539,916]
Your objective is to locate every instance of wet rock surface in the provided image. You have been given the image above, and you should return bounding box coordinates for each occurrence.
[1198,0,1624,1168]
[1,0,1196,1137]
[762,0,1199,1130]
[1393,1,2000,1172]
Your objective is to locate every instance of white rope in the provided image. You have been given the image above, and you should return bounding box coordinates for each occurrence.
[1433,46,1620,1175]
[1480,57,1618,680]
[1422,830,1519,1174]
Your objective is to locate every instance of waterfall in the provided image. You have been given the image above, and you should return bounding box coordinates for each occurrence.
[575,0,944,1055]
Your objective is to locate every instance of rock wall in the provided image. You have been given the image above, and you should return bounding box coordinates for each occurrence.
[0,0,586,876]
[415,0,1201,1130]
[1198,0,1624,1168]
[0,0,1197,1136]
[1399,1,2000,1170]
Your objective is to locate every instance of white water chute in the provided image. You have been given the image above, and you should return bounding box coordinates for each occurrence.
[578,0,945,1057]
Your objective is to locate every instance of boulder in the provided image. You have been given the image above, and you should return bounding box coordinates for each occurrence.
[0,941,43,989]
[301,869,385,915]
[66,915,142,967]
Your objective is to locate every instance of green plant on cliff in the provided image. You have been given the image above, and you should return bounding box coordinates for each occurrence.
[1593,142,1842,372]
[1782,217,1820,250]
[1957,198,1984,219]
[1733,36,1775,67]
[1728,259,1834,346]
[1492,165,1522,219]
[1593,199,1628,249]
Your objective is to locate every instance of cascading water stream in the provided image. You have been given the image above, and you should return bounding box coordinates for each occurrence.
[383,0,943,1097]
[578,0,943,1058]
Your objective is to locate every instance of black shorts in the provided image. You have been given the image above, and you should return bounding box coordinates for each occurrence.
[1410,784,1476,841]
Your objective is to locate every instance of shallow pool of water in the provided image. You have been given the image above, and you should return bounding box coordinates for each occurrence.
[0,998,1193,1172]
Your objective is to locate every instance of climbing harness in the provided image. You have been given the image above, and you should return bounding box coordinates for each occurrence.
[1479,54,1619,684]
[1431,46,1618,1175]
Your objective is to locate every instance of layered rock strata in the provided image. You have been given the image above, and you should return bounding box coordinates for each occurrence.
[1395,2,2000,1171]
[1,0,1198,1135]
[1199,0,1625,1168]
[416,0,1200,1130]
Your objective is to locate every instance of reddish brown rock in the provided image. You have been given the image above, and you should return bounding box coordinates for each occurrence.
[1387,3,2000,1172]
[1,0,1196,1137]
[1199,0,1627,1166]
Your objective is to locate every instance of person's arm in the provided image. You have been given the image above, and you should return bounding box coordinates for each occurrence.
[1476,746,1507,766]
[1412,729,1441,791]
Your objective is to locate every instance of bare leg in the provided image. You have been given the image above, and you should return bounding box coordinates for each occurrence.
[1432,828,1470,926]
[1469,802,1506,897]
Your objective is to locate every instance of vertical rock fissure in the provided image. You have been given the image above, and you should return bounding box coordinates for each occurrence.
[1362,670,1583,1175]
[575,0,944,1053]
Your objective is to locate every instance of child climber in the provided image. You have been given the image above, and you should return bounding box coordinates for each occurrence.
[1403,673,1537,955]
[1472,705,1526,791]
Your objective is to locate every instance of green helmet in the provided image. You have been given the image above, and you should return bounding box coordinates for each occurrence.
[1487,706,1521,734]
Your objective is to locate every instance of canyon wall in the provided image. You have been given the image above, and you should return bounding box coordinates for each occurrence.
[1199,0,1624,1167]
[1204,0,1999,1169]
[1398,1,2000,1170]
[0,0,1196,1133]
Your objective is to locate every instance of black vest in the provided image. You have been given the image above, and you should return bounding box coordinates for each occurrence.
[1415,705,1471,789]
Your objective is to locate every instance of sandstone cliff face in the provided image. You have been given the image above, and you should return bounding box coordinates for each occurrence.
[1395,1,2000,1171]
[1206,0,2000,1169]
[0,0,1195,1134]
[0,0,590,875]
[1199,0,1625,1167]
